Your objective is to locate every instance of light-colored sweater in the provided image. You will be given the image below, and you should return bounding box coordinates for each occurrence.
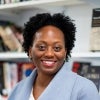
[8,62,100,100]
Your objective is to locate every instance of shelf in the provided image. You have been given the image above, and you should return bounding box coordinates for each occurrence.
[0,52,28,62]
[0,52,28,59]
[0,0,85,11]
[71,52,100,58]
[0,52,100,60]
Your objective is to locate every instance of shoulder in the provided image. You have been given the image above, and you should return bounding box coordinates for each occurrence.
[14,77,29,90]
[8,69,37,100]
[75,73,95,86]
[69,71,97,90]
[8,77,29,100]
[72,73,100,100]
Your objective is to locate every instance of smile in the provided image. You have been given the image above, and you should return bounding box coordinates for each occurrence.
[42,60,56,67]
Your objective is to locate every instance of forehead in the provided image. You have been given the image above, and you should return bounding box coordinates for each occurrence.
[34,25,64,41]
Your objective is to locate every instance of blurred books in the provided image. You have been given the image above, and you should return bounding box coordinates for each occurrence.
[90,8,100,52]
[0,20,23,52]
[72,61,100,92]
[0,61,35,96]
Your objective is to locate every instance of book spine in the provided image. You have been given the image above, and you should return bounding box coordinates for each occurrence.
[0,62,5,94]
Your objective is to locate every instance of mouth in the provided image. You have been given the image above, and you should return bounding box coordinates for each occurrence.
[41,60,57,68]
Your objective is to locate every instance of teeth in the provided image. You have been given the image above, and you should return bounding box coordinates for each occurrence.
[43,61,54,64]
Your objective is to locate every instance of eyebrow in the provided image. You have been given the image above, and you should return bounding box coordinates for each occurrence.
[36,40,63,44]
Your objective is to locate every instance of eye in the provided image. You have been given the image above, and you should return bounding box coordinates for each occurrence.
[38,45,46,51]
[54,46,61,52]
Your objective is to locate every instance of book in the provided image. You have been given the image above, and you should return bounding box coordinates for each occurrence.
[84,66,100,92]
[3,62,12,94]
[0,62,5,94]
[72,61,100,92]
[9,63,18,89]
[72,61,91,76]
[4,0,11,4]
[0,61,35,95]
[22,63,35,79]
[0,26,23,52]
[0,20,12,26]
[17,63,23,82]
[90,8,100,51]
[0,37,9,52]
[10,24,24,44]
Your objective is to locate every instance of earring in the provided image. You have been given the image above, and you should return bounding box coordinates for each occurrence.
[64,58,66,62]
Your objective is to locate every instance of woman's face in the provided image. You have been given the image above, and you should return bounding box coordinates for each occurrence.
[29,25,67,75]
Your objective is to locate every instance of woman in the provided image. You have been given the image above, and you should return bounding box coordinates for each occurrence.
[8,13,100,100]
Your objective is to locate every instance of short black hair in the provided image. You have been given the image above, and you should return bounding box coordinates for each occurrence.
[23,13,76,61]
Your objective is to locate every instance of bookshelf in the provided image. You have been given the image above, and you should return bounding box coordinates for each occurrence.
[0,0,100,60]
[0,0,85,11]
[0,0,86,17]
[0,0,100,97]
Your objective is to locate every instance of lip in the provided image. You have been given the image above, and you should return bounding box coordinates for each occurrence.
[41,60,57,68]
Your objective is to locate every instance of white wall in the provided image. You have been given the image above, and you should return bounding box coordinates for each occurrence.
[0,11,20,24]
[16,6,65,26]
[65,4,93,52]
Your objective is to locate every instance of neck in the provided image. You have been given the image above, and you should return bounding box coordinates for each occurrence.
[33,72,55,99]
[34,72,54,88]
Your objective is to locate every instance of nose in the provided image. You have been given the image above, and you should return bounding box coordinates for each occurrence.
[44,47,54,58]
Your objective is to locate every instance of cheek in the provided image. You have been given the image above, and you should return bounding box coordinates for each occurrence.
[31,51,43,67]
[31,49,44,60]
[55,51,66,60]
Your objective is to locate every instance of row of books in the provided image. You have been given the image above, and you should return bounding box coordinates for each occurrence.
[72,61,100,92]
[0,20,23,52]
[0,0,31,4]
[0,61,35,96]
[0,61,100,97]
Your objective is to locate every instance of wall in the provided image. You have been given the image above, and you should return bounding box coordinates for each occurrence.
[65,4,95,52]
[16,6,65,26]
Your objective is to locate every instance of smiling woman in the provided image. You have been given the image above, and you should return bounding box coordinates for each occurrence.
[29,25,66,75]
[8,13,100,100]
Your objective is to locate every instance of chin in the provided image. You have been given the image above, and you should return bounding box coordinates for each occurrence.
[42,66,61,75]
